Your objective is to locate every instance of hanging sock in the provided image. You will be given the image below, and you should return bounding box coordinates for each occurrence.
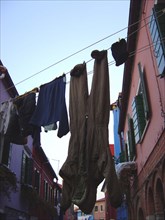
[91,50,106,61]
[70,62,86,77]
[111,38,129,66]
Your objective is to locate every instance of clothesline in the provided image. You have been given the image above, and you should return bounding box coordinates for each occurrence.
[1,35,164,102]
[1,7,164,96]
[2,33,165,106]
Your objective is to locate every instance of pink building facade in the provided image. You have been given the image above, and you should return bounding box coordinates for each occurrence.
[118,0,165,219]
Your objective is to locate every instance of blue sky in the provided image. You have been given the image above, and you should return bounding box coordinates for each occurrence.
[1,0,130,196]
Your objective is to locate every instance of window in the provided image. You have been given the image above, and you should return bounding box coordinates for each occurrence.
[149,3,165,78]
[21,151,33,185]
[119,143,128,162]
[54,188,58,205]
[127,115,136,160]
[44,180,48,201]
[50,187,54,203]
[34,168,40,193]
[94,205,98,212]
[118,132,128,163]
[0,135,12,167]
[48,185,51,202]
[100,204,104,211]
[132,63,150,144]
[132,94,146,143]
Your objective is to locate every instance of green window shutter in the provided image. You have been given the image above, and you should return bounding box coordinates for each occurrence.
[34,169,40,193]
[138,63,150,120]
[119,151,126,162]
[27,158,33,185]
[127,115,136,160]
[154,4,165,47]
[132,94,146,143]
[44,180,46,199]
[2,139,11,166]
[44,180,48,201]
[149,4,165,77]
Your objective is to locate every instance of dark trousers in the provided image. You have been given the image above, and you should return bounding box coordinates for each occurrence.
[60,50,122,213]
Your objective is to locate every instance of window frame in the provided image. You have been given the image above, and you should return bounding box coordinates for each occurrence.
[127,115,136,161]
[149,3,165,77]
[44,179,48,201]
[0,135,12,167]
[34,168,40,194]
[131,63,150,144]
[94,205,98,212]
[100,204,104,212]
[21,150,33,186]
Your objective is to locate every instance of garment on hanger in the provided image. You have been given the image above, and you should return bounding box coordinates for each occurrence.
[59,50,122,214]
[111,38,129,66]
[30,74,69,138]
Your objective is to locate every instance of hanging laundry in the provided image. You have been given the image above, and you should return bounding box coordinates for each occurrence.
[30,74,69,138]
[0,100,27,145]
[0,89,41,147]
[14,91,41,147]
[111,38,129,66]
[59,50,122,214]
[0,65,7,79]
[14,92,36,136]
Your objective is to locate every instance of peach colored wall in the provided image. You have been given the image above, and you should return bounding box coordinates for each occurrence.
[94,200,105,220]
[123,0,165,174]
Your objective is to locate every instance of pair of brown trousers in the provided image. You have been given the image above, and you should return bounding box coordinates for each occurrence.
[59,50,122,214]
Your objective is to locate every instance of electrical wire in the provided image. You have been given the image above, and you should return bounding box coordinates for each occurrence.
[2,38,163,102]
[1,7,165,93]
[65,37,165,83]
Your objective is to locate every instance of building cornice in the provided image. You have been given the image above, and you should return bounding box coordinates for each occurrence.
[118,0,142,134]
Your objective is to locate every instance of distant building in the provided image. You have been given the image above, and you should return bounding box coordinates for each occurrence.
[93,198,106,220]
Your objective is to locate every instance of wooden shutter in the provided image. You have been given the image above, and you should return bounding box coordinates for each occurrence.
[27,158,33,185]
[138,63,150,120]
[1,138,11,165]
[149,4,165,77]
[155,4,165,77]
[34,169,40,193]
[44,180,48,201]
[132,94,146,143]
[127,115,136,160]
[154,4,165,46]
